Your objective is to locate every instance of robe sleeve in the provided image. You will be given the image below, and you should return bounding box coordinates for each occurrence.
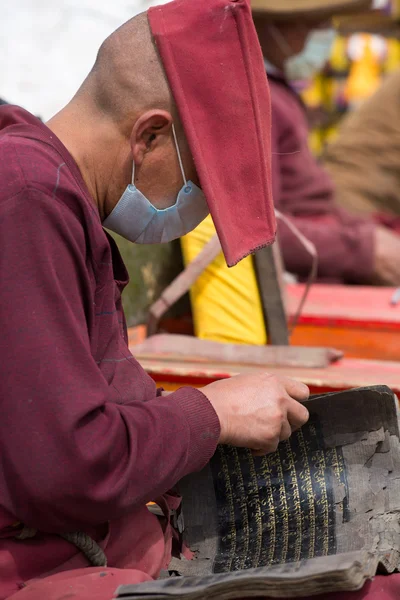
[0,187,220,532]
[270,94,375,284]
[277,208,376,284]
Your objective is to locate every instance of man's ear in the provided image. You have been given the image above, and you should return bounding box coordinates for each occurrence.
[130,110,173,168]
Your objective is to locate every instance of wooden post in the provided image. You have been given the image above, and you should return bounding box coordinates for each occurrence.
[253,240,289,346]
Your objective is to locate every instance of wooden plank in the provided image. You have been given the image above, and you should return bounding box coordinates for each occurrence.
[132,334,342,369]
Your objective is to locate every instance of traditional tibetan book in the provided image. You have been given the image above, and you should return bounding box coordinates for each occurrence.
[117,386,400,599]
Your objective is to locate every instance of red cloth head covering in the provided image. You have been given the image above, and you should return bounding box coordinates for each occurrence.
[148,0,276,267]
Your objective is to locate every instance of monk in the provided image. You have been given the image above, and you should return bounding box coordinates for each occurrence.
[0,1,310,598]
[252,0,400,285]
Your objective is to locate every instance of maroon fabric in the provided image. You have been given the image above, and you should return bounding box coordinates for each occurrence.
[269,76,376,284]
[148,0,276,267]
[0,105,220,599]
[7,568,151,600]
[374,212,400,234]
[6,571,400,600]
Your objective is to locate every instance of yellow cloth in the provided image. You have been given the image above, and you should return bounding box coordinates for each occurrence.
[180,215,267,345]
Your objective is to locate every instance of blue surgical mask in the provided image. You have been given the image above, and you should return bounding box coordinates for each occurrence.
[103,124,209,244]
[284,29,336,81]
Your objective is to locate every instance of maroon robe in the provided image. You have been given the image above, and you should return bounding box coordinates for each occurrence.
[0,105,220,598]
[269,76,376,283]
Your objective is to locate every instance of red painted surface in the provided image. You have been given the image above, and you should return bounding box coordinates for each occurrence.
[129,284,400,362]
[288,284,400,360]
[135,355,400,396]
[287,284,400,328]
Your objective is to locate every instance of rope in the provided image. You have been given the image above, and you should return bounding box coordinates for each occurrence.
[14,526,107,567]
[61,531,107,567]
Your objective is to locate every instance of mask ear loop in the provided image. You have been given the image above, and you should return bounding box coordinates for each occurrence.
[131,124,187,188]
[131,160,136,185]
[274,210,318,334]
[171,123,188,188]
[131,125,188,189]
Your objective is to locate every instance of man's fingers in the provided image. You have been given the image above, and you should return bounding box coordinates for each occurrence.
[251,441,279,457]
[281,376,309,430]
[252,448,270,457]
[252,420,292,457]
[279,419,292,442]
[287,398,310,431]
[280,376,310,402]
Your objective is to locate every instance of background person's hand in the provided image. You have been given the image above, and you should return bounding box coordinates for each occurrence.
[372,226,400,286]
[201,372,310,456]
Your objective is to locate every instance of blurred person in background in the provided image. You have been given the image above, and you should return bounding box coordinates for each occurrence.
[252,0,400,286]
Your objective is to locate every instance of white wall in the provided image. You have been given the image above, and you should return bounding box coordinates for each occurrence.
[0,0,167,120]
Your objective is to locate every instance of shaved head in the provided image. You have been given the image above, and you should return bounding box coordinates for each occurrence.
[47,10,195,222]
[79,12,176,134]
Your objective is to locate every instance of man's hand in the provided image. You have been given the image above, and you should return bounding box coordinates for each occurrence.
[201,372,310,456]
[372,226,400,286]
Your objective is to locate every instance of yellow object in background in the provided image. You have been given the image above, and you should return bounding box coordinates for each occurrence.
[180,215,267,346]
[303,30,400,157]
[330,35,350,72]
[301,75,324,110]
[383,38,400,73]
[309,128,323,155]
[344,34,384,106]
